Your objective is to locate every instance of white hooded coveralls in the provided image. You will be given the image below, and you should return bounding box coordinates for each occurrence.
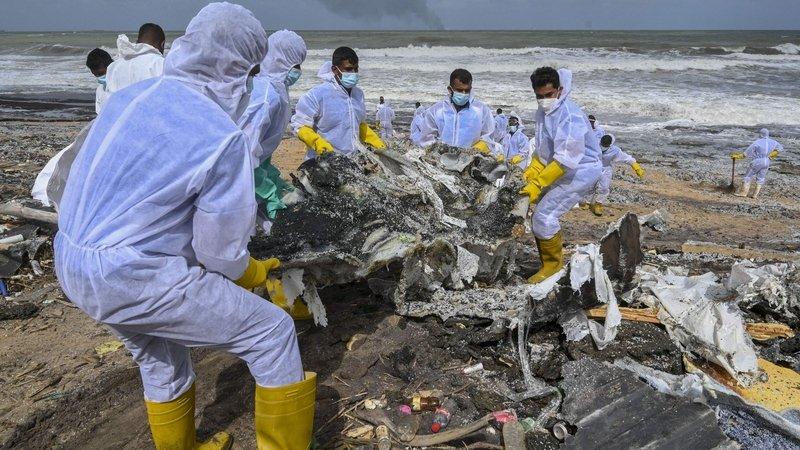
[492,113,508,142]
[53,3,302,403]
[290,61,367,160]
[531,69,602,239]
[499,112,529,160]
[583,134,636,204]
[376,103,395,140]
[744,128,783,185]
[410,105,426,142]
[104,34,165,109]
[413,94,496,149]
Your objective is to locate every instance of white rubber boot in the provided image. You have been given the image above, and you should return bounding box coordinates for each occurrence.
[734,181,750,197]
[751,184,763,199]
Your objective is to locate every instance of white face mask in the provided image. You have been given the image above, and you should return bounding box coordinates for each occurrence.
[537,97,557,112]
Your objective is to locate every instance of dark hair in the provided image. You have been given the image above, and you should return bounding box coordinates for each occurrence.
[600,135,613,147]
[449,68,472,86]
[86,48,113,71]
[415,102,421,108]
[497,108,502,114]
[332,46,358,66]
[138,23,165,44]
[588,114,596,121]
[530,66,560,90]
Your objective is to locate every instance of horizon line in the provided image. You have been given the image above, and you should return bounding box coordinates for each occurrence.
[1,28,798,33]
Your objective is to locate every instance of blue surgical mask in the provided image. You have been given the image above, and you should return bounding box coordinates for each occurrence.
[246,76,254,94]
[97,75,107,87]
[339,72,359,89]
[285,68,302,87]
[451,91,470,107]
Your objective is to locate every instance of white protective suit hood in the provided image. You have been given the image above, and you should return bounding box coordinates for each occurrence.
[115,34,162,60]
[317,61,341,84]
[760,128,769,139]
[507,111,524,132]
[601,133,616,150]
[163,2,267,120]
[546,68,573,116]
[260,30,307,84]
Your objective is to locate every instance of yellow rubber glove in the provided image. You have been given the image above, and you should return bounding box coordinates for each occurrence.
[523,157,546,183]
[730,152,745,160]
[519,161,565,204]
[235,257,280,290]
[769,149,779,159]
[359,123,385,150]
[510,155,524,165]
[472,140,491,155]
[297,126,333,156]
[631,162,645,178]
[496,154,505,163]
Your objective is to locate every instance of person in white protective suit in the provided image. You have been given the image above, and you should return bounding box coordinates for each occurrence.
[499,112,529,165]
[492,108,508,143]
[290,46,385,159]
[237,29,313,321]
[520,67,602,284]
[731,128,784,199]
[53,4,315,449]
[104,23,166,106]
[412,68,496,155]
[375,96,395,140]
[588,114,605,142]
[580,134,645,216]
[410,101,426,142]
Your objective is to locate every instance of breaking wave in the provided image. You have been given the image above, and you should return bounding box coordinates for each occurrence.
[18,43,88,56]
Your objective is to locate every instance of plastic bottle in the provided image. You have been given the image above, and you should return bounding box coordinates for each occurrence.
[376,425,390,450]
[409,395,440,412]
[431,406,452,433]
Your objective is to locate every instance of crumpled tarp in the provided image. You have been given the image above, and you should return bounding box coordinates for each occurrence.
[638,266,761,386]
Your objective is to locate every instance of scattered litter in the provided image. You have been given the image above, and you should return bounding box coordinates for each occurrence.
[95,340,124,358]
[409,394,440,412]
[552,421,570,441]
[501,420,526,450]
[344,424,374,439]
[728,261,800,326]
[375,425,391,450]
[638,209,669,232]
[462,362,484,374]
[430,399,456,433]
[398,405,412,415]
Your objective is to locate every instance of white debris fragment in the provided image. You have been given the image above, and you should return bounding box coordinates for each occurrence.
[302,283,328,327]
[728,261,798,320]
[638,209,669,232]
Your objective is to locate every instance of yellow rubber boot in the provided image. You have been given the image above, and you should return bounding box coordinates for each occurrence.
[590,203,604,216]
[266,278,313,321]
[145,384,232,450]
[528,232,564,284]
[255,372,317,450]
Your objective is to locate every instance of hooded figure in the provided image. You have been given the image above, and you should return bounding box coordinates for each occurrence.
[734,128,784,199]
[581,133,644,216]
[238,30,307,242]
[53,4,315,449]
[499,112,530,164]
[588,115,606,142]
[104,34,164,100]
[410,103,426,139]
[413,89,496,150]
[290,57,383,159]
[521,68,602,283]
[492,110,508,142]
[376,100,395,140]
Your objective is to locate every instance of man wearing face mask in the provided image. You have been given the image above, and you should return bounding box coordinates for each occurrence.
[412,68,496,153]
[376,96,395,141]
[291,46,385,159]
[85,48,113,114]
[500,113,529,165]
[520,67,602,284]
[238,30,312,320]
[52,4,315,449]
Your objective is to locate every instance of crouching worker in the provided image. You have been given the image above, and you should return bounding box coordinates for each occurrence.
[520,67,602,283]
[412,68,496,154]
[581,134,645,216]
[291,46,384,159]
[53,4,315,449]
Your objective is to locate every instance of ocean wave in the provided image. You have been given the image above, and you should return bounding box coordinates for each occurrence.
[773,43,800,55]
[18,43,89,56]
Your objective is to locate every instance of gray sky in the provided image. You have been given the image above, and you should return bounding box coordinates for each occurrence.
[1,0,799,31]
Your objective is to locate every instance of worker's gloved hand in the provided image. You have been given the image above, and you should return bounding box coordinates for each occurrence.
[730,152,745,160]
[359,123,386,151]
[495,154,505,163]
[631,162,645,179]
[523,157,546,183]
[769,149,780,159]
[297,126,334,156]
[235,257,280,290]
[472,140,491,155]
[510,155,524,165]
[519,161,565,204]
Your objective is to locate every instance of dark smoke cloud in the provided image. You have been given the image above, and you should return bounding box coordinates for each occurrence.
[315,0,444,29]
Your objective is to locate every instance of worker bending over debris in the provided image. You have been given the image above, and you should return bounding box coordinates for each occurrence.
[52,4,315,449]
[731,128,783,199]
[520,67,602,283]
[412,68,496,154]
[499,112,529,165]
[580,134,645,216]
[291,46,385,159]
